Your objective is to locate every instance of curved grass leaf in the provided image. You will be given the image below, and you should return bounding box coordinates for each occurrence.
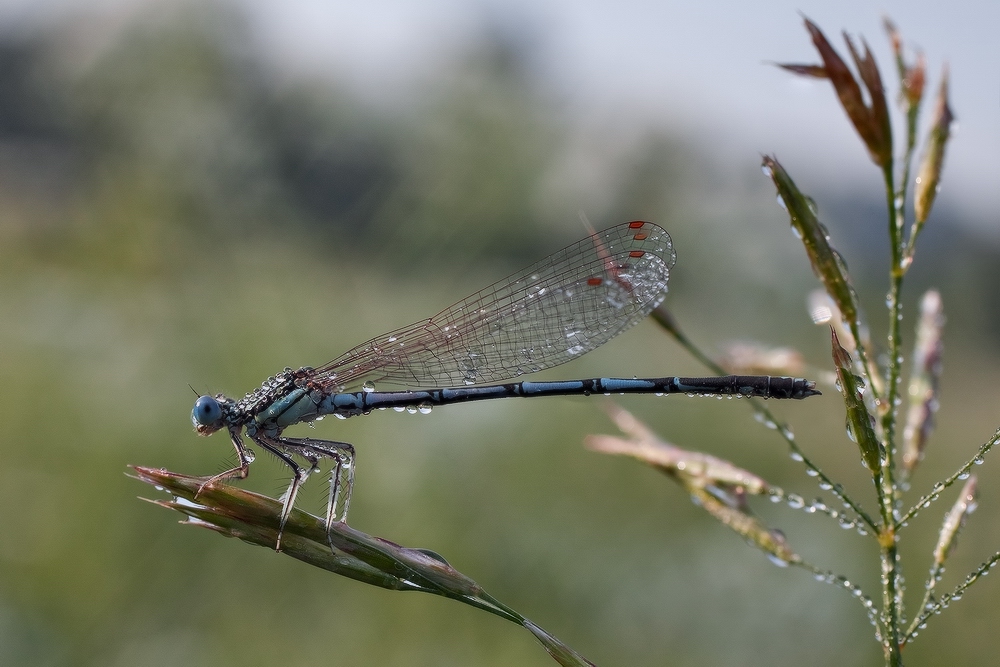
[130,465,595,667]
[831,330,884,477]
[778,17,892,167]
[763,156,861,336]
[913,68,953,228]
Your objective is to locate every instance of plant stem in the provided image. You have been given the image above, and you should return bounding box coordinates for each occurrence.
[880,159,906,667]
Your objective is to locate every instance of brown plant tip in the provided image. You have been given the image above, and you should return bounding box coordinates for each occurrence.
[904,53,927,107]
[883,16,902,55]
[785,17,893,167]
[830,328,853,369]
[883,16,926,107]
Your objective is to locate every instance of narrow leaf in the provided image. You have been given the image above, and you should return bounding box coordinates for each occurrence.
[831,329,884,476]
[763,156,860,329]
[843,34,893,166]
[775,63,828,78]
[914,67,954,226]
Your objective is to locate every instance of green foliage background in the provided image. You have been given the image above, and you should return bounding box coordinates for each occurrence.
[2,5,999,665]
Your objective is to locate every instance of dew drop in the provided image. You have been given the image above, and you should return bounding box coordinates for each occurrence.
[362,381,376,393]
[418,403,433,415]
[767,553,790,567]
[245,450,256,463]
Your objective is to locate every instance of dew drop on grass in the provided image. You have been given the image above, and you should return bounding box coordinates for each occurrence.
[767,553,790,567]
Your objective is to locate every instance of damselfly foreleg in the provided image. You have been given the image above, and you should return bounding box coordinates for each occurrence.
[196,428,253,496]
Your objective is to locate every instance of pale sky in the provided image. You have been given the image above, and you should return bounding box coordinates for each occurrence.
[5,0,998,230]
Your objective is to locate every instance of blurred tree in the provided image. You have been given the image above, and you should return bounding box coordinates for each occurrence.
[370,22,562,268]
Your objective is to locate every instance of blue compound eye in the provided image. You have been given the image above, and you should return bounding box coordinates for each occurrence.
[192,395,223,427]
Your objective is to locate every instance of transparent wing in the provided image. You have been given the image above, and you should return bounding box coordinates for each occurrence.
[312,221,675,391]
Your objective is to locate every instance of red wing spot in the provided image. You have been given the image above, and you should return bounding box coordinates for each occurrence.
[628,221,646,229]
[587,277,603,286]
[632,233,648,241]
[629,250,645,257]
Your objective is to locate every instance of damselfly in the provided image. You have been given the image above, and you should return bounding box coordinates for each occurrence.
[192,221,819,544]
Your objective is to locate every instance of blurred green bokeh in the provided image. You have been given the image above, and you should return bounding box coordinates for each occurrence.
[2,5,1000,666]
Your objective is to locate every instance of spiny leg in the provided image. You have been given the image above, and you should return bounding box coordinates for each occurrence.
[326,448,355,526]
[252,434,310,552]
[274,436,356,537]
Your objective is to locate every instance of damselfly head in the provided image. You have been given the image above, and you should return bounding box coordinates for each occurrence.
[192,395,226,434]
